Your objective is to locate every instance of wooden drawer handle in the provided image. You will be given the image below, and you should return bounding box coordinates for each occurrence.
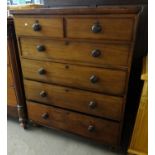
[41,113,49,119]
[38,68,46,75]
[88,125,95,132]
[89,101,96,109]
[90,75,99,83]
[37,45,45,52]
[91,49,101,57]
[32,23,41,31]
[40,91,47,97]
[91,23,102,33]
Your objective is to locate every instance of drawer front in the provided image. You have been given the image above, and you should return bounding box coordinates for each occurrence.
[20,38,130,67]
[66,17,135,41]
[21,59,126,96]
[14,17,63,37]
[7,87,17,106]
[24,80,123,120]
[27,101,120,145]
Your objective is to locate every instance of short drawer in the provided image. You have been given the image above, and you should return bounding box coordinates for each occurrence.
[21,59,126,96]
[14,16,63,37]
[66,16,135,41]
[24,80,123,121]
[27,101,120,145]
[20,37,130,67]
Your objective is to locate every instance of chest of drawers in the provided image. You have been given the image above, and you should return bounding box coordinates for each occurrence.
[11,6,140,146]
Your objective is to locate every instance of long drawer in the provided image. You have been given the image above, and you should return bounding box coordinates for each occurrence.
[24,80,123,121]
[14,17,63,37]
[27,101,120,145]
[21,59,126,96]
[20,38,130,67]
[66,16,135,41]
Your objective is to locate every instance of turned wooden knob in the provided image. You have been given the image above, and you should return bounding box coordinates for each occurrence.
[32,23,41,31]
[41,113,49,119]
[88,125,95,132]
[91,49,101,57]
[40,91,47,97]
[90,75,98,83]
[38,68,46,75]
[37,45,45,52]
[89,101,96,109]
[91,23,102,33]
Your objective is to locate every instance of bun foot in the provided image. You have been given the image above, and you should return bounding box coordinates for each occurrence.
[20,122,27,129]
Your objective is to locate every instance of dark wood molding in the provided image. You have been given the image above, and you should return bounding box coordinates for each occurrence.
[10,5,140,15]
[7,17,27,127]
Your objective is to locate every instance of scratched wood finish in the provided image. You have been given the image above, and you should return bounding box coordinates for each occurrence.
[66,17,135,41]
[20,37,130,67]
[24,80,123,120]
[27,101,120,145]
[14,17,63,37]
[21,59,126,96]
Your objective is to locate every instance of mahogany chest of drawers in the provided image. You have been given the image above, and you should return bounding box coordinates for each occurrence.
[11,6,140,146]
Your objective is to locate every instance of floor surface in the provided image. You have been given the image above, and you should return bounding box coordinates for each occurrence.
[7,118,123,155]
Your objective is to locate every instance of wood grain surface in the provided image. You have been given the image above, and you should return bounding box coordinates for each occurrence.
[20,37,131,67]
[21,59,127,96]
[66,16,135,41]
[27,101,120,145]
[24,79,123,120]
[14,17,63,37]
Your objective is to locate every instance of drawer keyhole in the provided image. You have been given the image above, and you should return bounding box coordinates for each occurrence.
[65,65,69,69]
